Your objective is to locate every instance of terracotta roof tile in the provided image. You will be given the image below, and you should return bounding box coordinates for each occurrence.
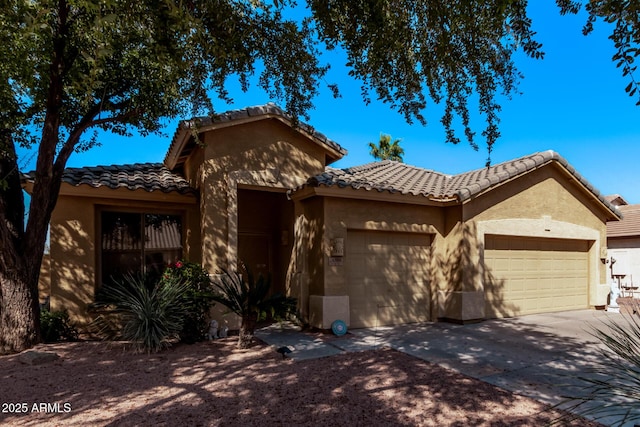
[608,204,640,237]
[24,163,196,195]
[296,150,619,217]
[605,194,629,206]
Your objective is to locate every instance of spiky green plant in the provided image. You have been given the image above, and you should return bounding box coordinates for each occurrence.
[92,274,190,353]
[212,266,296,349]
[556,303,640,426]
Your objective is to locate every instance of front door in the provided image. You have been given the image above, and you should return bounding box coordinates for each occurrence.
[238,233,271,279]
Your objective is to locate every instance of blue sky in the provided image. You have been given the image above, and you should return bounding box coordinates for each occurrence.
[18,2,640,203]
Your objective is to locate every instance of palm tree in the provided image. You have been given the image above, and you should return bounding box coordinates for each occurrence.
[212,265,297,349]
[368,133,404,162]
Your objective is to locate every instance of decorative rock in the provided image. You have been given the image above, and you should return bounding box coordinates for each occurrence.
[19,350,60,365]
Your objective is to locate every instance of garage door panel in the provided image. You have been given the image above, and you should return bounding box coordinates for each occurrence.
[347,230,431,328]
[485,235,589,317]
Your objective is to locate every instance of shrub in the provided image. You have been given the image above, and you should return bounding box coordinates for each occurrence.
[212,265,296,349]
[40,309,79,343]
[92,273,191,353]
[161,260,216,343]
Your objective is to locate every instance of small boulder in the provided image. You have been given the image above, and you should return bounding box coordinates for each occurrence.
[19,350,60,365]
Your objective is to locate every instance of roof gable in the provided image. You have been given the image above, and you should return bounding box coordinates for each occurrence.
[295,150,620,218]
[164,103,347,171]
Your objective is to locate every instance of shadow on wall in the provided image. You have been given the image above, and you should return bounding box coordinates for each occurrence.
[197,130,328,326]
[38,254,51,306]
[344,231,432,328]
[481,259,518,319]
[198,133,326,276]
[434,222,518,321]
[50,219,95,326]
[286,213,321,321]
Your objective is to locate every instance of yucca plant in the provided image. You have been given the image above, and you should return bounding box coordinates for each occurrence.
[556,303,640,426]
[92,274,190,353]
[212,266,297,349]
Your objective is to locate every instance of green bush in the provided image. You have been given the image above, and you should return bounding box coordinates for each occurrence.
[92,273,192,353]
[40,309,79,343]
[160,260,215,343]
[91,261,216,352]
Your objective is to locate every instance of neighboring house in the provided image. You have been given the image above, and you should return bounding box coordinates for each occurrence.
[25,104,620,330]
[606,197,640,295]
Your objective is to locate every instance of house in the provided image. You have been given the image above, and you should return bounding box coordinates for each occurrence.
[26,104,620,330]
[606,196,640,295]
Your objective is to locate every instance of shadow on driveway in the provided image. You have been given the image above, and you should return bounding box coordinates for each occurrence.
[257,309,639,426]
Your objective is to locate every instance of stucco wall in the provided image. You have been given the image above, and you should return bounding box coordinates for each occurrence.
[49,194,97,325]
[39,254,51,306]
[299,164,612,325]
[320,196,444,297]
[198,119,329,274]
[464,165,609,311]
[608,236,640,289]
[48,188,199,327]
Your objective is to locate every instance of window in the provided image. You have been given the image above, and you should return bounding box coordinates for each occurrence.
[101,211,182,285]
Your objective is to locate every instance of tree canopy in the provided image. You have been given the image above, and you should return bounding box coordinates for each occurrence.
[0,0,638,354]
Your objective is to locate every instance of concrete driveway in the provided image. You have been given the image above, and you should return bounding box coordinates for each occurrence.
[256,309,639,426]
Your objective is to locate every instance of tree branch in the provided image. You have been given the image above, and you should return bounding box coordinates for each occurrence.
[54,107,143,173]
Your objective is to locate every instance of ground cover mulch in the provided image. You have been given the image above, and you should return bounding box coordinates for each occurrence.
[0,336,602,427]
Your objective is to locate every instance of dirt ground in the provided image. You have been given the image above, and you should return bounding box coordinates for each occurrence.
[0,334,603,427]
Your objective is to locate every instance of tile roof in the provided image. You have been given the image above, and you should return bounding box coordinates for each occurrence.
[23,163,196,195]
[297,150,620,216]
[608,204,640,237]
[605,194,629,206]
[164,103,347,169]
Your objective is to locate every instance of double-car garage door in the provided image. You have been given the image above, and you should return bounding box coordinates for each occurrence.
[345,231,590,327]
[346,230,431,328]
[484,235,590,316]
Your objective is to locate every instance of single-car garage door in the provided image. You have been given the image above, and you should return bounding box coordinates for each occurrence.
[347,230,431,328]
[484,235,590,317]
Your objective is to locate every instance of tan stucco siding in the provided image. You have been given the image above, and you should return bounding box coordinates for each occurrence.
[198,120,328,274]
[301,197,325,297]
[184,146,204,187]
[201,119,327,180]
[464,166,608,241]
[39,254,51,305]
[321,197,443,298]
[463,165,608,310]
[48,189,200,327]
[49,195,97,326]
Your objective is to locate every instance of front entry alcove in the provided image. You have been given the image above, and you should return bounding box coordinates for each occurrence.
[237,188,294,296]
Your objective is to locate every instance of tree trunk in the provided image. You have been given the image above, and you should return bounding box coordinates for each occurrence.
[237,314,258,349]
[0,271,40,354]
[0,131,41,354]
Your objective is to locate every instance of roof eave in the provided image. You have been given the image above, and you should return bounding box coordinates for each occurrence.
[289,184,458,206]
[456,155,621,221]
